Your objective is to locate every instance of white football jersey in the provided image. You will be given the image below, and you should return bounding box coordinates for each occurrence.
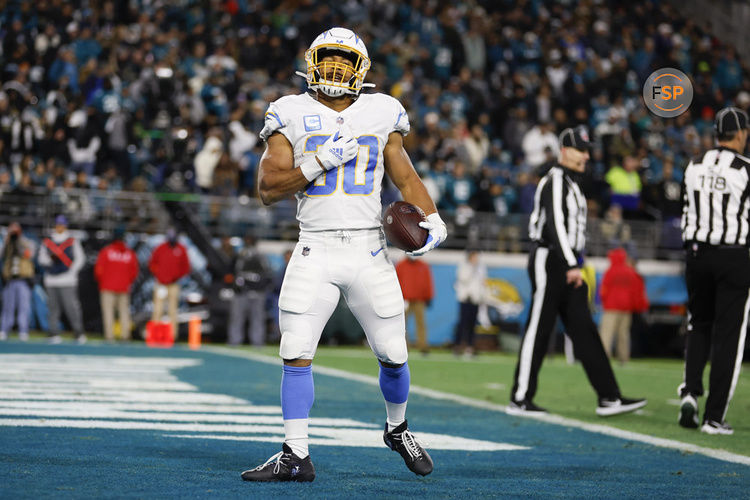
[260,92,410,231]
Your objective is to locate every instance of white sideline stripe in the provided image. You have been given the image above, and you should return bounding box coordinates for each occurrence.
[0,355,201,368]
[0,367,178,375]
[0,372,181,382]
[0,419,520,451]
[0,401,282,414]
[0,394,247,404]
[0,389,247,404]
[0,408,371,427]
[204,346,750,467]
[0,381,197,391]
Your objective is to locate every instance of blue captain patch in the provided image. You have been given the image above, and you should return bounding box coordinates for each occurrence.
[304,115,322,132]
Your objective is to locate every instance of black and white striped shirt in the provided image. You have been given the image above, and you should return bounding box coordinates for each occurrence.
[681,147,750,246]
[529,165,587,268]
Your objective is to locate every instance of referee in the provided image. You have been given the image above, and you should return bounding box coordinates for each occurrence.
[508,126,647,417]
[679,106,750,435]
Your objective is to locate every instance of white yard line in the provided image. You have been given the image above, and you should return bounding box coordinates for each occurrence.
[204,346,750,467]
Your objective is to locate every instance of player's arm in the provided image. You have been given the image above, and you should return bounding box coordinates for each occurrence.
[256,133,311,205]
[384,132,447,256]
[383,131,436,215]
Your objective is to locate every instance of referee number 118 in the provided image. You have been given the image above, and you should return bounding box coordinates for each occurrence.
[698,175,726,190]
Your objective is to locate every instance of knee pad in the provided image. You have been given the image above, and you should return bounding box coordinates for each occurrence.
[279,313,315,360]
[371,325,408,365]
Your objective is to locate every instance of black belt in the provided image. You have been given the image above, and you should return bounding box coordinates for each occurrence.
[685,241,748,251]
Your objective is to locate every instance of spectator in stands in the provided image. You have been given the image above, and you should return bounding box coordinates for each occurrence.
[649,157,682,220]
[395,255,435,355]
[94,227,139,342]
[0,0,748,255]
[148,228,190,338]
[0,223,35,341]
[522,121,559,169]
[516,172,538,214]
[605,155,643,217]
[647,157,684,252]
[598,248,649,364]
[599,204,632,251]
[37,215,86,344]
[67,108,101,176]
[194,134,224,194]
[228,235,272,346]
[454,250,486,358]
[442,160,475,213]
[460,123,490,174]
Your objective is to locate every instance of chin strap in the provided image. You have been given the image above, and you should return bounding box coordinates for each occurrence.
[295,71,307,79]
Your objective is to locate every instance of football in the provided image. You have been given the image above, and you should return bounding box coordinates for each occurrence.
[382,201,428,252]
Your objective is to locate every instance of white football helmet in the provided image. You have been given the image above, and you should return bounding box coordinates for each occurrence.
[301,27,372,97]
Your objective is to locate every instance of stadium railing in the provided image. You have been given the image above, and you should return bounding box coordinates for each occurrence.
[0,187,684,259]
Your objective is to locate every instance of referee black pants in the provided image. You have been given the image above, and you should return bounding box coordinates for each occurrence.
[683,244,750,423]
[511,246,621,403]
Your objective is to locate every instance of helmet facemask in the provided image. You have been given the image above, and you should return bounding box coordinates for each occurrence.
[305,45,371,97]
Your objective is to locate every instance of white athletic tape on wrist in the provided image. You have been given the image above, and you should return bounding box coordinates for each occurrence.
[299,158,324,182]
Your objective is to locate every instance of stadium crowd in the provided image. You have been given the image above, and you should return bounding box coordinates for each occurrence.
[0,0,748,224]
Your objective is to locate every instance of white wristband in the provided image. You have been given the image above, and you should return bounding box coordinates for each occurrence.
[299,157,324,181]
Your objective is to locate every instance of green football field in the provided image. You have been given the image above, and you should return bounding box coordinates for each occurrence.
[243,345,750,457]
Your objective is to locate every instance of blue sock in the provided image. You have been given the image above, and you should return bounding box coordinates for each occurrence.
[281,365,314,420]
[379,363,410,404]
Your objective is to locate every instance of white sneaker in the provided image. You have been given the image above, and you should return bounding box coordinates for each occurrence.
[76,334,87,345]
[701,420,733,435]
[0,331,6,341]
[18,332,28,342]
[596,397,647,416]
[48,335,62,344]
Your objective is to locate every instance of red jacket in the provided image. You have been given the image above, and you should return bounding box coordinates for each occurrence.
[599,248,649,312]
[95,241,139,293]
[149,241,190,285]
[395,258,434,302]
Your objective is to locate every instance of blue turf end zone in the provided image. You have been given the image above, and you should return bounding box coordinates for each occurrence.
[0,342,746,499]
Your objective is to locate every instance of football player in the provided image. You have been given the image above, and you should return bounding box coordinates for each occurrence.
[240,27,446,482]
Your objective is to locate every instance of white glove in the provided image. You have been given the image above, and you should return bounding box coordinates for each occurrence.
[315,129,359,170]
[408,212,447,256]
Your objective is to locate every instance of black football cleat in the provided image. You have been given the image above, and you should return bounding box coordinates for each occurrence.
[596,397,647,417]
[506,399,548,416]
[241,444,315,482]
[383,420,433,476]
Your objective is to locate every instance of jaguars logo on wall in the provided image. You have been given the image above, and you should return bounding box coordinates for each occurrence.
[484,278,524,319]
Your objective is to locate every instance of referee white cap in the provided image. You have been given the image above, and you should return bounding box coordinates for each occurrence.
[714,106,749,135]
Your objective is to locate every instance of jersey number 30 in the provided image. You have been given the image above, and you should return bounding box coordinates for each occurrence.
[303,135,378,196]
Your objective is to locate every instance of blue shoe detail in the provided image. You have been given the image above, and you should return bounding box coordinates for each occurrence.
[370,248,383,257]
